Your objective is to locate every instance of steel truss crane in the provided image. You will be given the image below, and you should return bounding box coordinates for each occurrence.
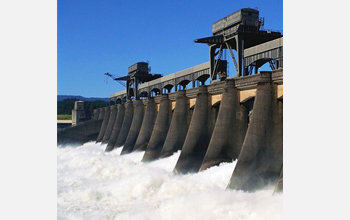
[104,72,126,87]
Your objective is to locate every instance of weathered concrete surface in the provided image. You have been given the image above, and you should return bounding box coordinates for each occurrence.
[102,105,117,144]
[273,166,283,194]
[92,108,100,120]
[133,98,158,152]
[96,106,111,143]
[57,119,103,146]
[121,100,145,155]
[200,79,246,171]
[114,100,134,148]
[174,86,212,174]
[105,104,125,152]
[58,68,283,194]
[97,107,105,120]
[227,72,283,192]
[159,90,190,158]
[142,94,172,162]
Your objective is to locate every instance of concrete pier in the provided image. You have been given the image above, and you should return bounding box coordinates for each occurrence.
[102,105,117,143]
[273,166,283,193]
[142,94,172,162]
[133,97,158,152]
[96,106,110,143]
[105,104,125,152]
[114,100,134,148]
[200,79,245,171]
[159,90,190,158]
[97,106,105,120]
[121,100,145,155]
[227,72,283,192]
[174,86,211,174]
[92,108,100,120]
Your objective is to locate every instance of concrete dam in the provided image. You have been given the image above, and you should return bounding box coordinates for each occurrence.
[57,8,283,193]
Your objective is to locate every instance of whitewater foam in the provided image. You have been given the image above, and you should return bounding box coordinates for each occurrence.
[57,142,282,220]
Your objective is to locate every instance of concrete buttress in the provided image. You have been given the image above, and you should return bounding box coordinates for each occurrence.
[227,72,283,192]
[97,107,105,120]
[92,108,100,120]
[159,90,190,158]
[105,104,125,152]
[96,106,110,143]
[200,79,245,171]
[173,86,211,174]
[273,166,283,193]
[133,97,158,152]
[142,94,172,162]
[114,100,134,148]
[102,105,117,143]
[121,100,145,154]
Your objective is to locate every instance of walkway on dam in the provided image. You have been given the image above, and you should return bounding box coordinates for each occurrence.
[110,37,283,103]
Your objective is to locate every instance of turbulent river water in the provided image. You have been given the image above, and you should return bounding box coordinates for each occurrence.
[57,142,282,220]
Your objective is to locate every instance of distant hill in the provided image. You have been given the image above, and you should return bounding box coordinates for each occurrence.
[57,95,110,102]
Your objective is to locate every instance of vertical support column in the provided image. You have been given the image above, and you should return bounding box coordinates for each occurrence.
[114,100,134,148]
[271,86,283,193]
[200,79,243,171]
[92,108,100,120]
[160,90,190,158]
[121,100,145,154]
[126,80,131,100]
[102,105,117,143]
[105,103,125,152]
[236,103,248,153]
[174,85,211,174]
[227,72,283,192]
[96,106,110,143]
[134,77,139,100]
[133,97,158,151]
[273,166,283,194]
[97,107,105,120]
[142,94,172,162]
[236,34,244,77]
[209,45,217,83]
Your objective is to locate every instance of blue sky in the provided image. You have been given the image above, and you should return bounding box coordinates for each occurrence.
[58,0,283,98]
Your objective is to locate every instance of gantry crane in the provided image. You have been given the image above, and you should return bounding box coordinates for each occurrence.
[104,72,126,87]
[104,62,162,100]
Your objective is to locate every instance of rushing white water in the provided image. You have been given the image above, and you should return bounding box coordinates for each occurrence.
[57,142,282,220]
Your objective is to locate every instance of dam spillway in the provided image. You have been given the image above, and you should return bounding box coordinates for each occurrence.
[57,8,283,194]
[57,143,283,219]
[57,69,283,192]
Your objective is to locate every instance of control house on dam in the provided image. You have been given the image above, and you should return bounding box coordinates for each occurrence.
[57,8,283,193]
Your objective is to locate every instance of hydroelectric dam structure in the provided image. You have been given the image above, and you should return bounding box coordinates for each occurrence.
[58,8,283,193]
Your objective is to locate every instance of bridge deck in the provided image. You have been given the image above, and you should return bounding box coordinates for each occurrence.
[244,37,283,68]
[110,62,210,101]
[109,37,283,102]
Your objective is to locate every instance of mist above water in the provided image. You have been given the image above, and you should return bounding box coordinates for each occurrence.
[57,142,282,220]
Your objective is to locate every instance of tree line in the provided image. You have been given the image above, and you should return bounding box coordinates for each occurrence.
[57,98,112,115]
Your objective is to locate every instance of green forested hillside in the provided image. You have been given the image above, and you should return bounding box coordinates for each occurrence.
[57,98,111,115]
